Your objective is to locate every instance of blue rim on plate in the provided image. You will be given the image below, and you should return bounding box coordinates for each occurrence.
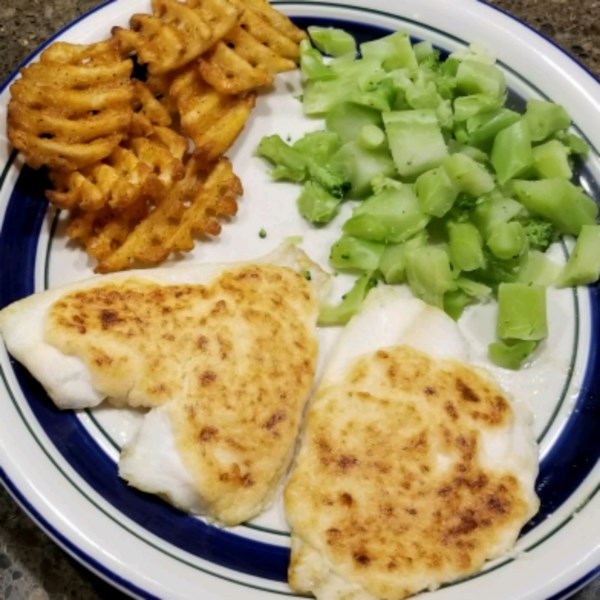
[1,2,599,599]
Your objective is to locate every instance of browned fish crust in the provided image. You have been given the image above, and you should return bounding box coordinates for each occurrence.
[285,345,537,599]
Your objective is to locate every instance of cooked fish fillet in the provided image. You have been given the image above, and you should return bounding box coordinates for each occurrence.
[0,242,328,409]
[284,286,539,600]
[0,243,329,525]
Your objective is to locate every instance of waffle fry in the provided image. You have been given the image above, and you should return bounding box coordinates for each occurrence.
[198,24,295,94]
[67,156,241,273]
[130,79,173,136]
[7,40,133,171]
[7,0,306,271]
[47,125,187,212]
[169,66,256,161]
[113,0,241,75]
[232,0,307,45]
[230,0,307,60]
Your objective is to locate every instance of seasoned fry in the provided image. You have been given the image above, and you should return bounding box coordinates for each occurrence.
[169,66,256,161]
[7,0,306,271]
[7,40,133,171]
[66,156,241,273]
[230,0,307,59]
[198,24,295,94]
[47,124,187,212]
[112,0,241,75]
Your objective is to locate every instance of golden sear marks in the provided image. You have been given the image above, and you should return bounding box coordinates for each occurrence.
[46,263,318,525]
[285,345,533,599]
[46,263,315,406]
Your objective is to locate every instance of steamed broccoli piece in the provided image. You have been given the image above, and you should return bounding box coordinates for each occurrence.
[446,192,480,223]
[299,39,334,80]
[521,218,557,252]
[293,130,342,164]
[318,273,378,326]
[496,282,547,341]
[297,181,342,224]
[557,225,600,287]
[444,276,492,320]
[488,340,539,370]
[256,134,350,198]
[308,26,357,58]
[405,245,456,308]
[330,235,386,271]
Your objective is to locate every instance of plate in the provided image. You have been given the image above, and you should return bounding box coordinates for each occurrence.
[1,1,599,599]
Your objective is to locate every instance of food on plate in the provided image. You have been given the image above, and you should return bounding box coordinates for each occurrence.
[111,0,242,75]
[285,286,539,600]
[46,81,187,213]
[168,65,257,161]
[0,243,329,524]
[6,0,306,272]
[7,39,134,171]
[257,27,599,369]
[199,0,306,95]
[65,155,241,273]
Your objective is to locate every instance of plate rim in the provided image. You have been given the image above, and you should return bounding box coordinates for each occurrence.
[1,1,599,599]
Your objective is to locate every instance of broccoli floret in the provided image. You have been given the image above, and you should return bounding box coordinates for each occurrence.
[447,192,479,223]
[256,134,351,198]
[521,218,556,252]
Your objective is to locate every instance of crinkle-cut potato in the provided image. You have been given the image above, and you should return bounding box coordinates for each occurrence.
[47,125,187,212]
[129,79,173,136]
[198,0,306,95]
[198,31,294,95]
[6,0,305,271]
[7,40,134,171]
[230,0,307,60]
[169,65,256,161]
[112,0,241,75]
[67,156,241,273]
[231,0,307,46]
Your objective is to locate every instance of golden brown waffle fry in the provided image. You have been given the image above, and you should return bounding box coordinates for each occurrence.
[230,0,307,60]
[7,40,133,171]
[7,0,305,272]
[112,0,241,75]
[233,0,307,45]
[47,125,187,212]
[67,156,241,273]
[130,79,173,136]
[198,23,297,94]
[169,66,256,161]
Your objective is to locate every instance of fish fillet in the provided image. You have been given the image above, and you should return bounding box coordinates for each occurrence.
[0,243,329,525]
[284,286,539,599]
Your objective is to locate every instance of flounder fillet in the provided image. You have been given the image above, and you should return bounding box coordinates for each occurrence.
[0,243,329,525]
[284,286,539,599]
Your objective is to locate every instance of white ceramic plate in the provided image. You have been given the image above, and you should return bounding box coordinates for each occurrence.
[1,1,599,598]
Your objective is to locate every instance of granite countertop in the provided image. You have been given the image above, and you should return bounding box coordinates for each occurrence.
[0,1,599,599]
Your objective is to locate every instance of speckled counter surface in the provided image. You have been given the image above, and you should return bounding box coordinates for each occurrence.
[0,1,599,599]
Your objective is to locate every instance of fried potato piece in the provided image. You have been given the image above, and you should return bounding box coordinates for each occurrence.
[48,124,187,212]
[198,23,294,94]
[113,0,241,75]
[199,0,307,94]
[46,79,188,212]
[231,0,307,58]
[130,79,173,136]
[169,66,256,161]
[67,156,241,273]
[7,40,133,171]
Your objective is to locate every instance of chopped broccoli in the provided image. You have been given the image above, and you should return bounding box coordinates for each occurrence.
[447,192,479,223]
[521,218,556,252]
[318,273,378,326]
[256,134,351,198]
